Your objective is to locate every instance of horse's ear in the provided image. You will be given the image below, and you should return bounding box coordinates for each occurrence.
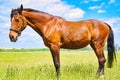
[11,8,14,13]
[20,4,23,10]
[11,8,13,11]
[18,4,23,15]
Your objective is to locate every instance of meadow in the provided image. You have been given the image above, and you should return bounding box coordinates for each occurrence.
[0,49,120,80]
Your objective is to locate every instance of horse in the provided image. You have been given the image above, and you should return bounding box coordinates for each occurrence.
[9,4,116,78]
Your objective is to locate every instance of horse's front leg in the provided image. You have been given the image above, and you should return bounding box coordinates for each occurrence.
[50,44,60,78]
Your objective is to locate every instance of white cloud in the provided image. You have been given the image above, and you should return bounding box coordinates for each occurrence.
[104,17,120,27]
[0,5,10,15]
[80,0,100,4]
[92,0,100,2]
[80,0,89,4]
[89,6,100,10]
[97,9,106,13]
[108,0,115,4]
[64,8,85,20]
[44,2,72,17]
[0,15,9,23]
[89,2,105,10]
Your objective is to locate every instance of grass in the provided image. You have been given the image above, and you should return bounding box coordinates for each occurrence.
[0,50,120,80]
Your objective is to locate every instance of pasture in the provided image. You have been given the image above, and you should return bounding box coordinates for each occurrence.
[0,49,120,80]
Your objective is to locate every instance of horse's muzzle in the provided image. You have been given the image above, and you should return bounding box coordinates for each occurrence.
[9,34,18,42]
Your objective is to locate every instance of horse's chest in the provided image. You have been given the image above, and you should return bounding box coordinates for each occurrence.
[43,34,61,47]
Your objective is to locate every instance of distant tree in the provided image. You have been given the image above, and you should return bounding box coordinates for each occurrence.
[115,44,119,53]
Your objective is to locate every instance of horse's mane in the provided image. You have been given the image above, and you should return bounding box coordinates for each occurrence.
[23,8,41,13]
[11,8,52,20]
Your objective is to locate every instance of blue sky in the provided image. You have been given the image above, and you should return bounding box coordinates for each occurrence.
[0,0,120,48]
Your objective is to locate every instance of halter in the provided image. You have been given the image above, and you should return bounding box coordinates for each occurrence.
[10,14,24,36]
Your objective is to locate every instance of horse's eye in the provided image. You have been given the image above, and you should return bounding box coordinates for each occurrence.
[15,19,19,22]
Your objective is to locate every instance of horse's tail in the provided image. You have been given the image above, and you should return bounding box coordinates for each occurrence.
[105,23,116,68]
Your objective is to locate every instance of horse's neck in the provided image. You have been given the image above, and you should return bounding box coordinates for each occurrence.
[23,11,52,36]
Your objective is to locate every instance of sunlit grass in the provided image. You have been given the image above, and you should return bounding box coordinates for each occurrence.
[0,51,120,80]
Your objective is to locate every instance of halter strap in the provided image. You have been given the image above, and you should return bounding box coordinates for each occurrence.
[10,28,21,35]
[10,15,24,36]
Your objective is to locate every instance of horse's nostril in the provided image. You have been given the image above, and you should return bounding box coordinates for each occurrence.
[9,35,17,42]
[10,35,14,40]
[9,35,15,42]
[11,36,14,39]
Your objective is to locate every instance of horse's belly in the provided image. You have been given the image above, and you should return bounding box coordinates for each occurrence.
[61,40,90,49]
[60,28,92,49]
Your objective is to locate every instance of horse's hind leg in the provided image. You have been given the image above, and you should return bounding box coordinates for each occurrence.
[90,41,106,76]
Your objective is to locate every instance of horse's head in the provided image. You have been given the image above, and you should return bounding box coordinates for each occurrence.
[9,4,27,42]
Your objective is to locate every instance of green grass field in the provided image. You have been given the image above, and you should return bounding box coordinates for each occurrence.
[0,50,120,80]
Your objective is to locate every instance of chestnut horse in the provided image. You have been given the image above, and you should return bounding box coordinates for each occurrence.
[9,5,116,77]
